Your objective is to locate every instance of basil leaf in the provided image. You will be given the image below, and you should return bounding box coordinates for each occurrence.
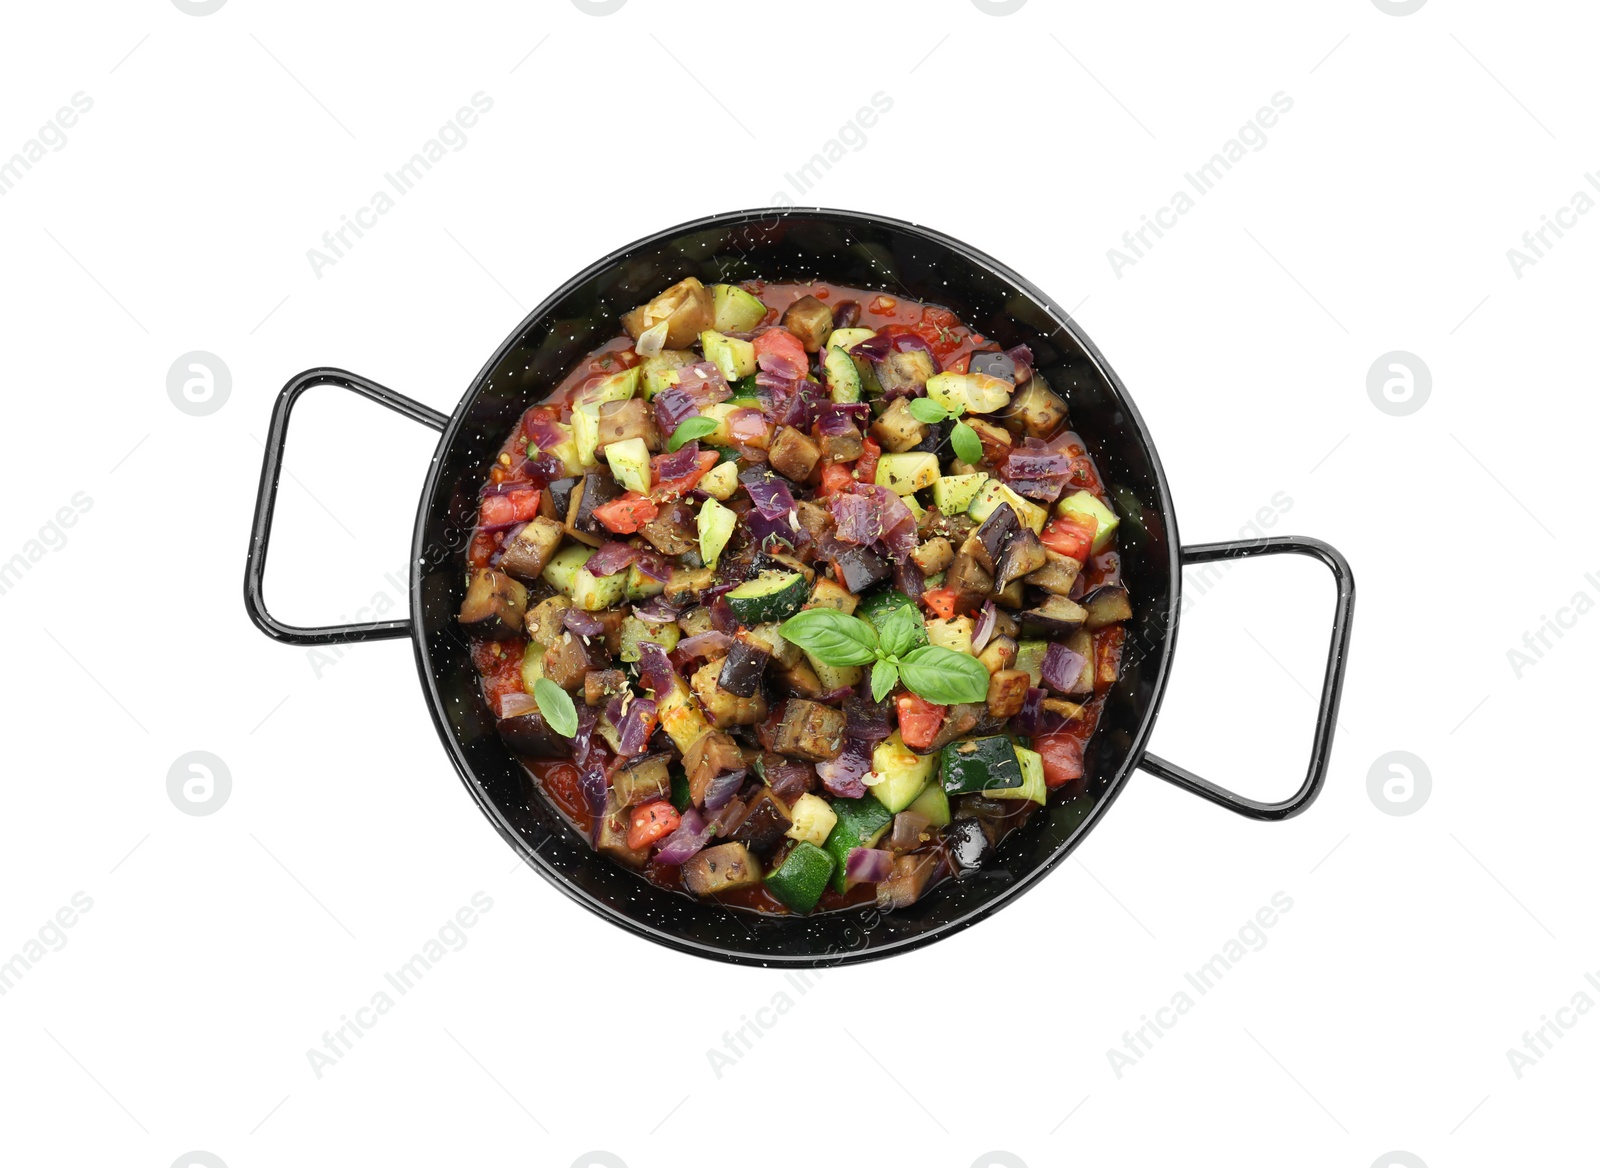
[668,415,719,452]
[897,645,991,705]
[908,397,949,425]
[875,603,921,659]
[871,658,900,702]
[778,608,879,667]
[950,420,984,466]
[533,677,579,738]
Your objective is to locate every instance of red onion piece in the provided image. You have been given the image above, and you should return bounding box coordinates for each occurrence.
[524,415,567,453]
[1014,686,1067,737]
[971,602,997,653]
[634,549,672,584]
[845,847,896,885]
[636,641,680,699]
[633,596,683,624]
[652,441,702,483]
[764,760,816,803]
[829,492,881,545]
[584,541,638,578]
[889,810,932,852]
[702,767,746,812]
[652,386,701,434]
[563,608,605,637]
[676,631,732,659]
[729,408,770,444]
[652,807,715,865]
[497,690,539,718]
[817,740,872,798]
[740,468,797,520]
[616,698,658,756]
[1040,642,1088,694]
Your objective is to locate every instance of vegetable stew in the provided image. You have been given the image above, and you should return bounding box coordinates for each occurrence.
[460,277,1130,915]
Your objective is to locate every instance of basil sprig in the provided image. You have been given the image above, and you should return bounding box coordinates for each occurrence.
[668,415,719,452]
[778,606,989,706]
[908,397,984,465]
[533,677,578,738]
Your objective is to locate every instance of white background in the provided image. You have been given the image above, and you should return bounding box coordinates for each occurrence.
[0,1,1592,1165]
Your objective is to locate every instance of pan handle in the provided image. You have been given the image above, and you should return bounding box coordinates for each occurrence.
[1137,535,1356,821]
[244,367,447,646]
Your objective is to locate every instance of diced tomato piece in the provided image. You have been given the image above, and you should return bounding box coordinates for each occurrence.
[650,450,719,501]
[592,492,659,534]
[947,353,972,375]
[753,326,807,371]
[920,587,958,621]
[895,694,945,752]
[912,305,969,360]
[1065,455,1102,495]
[853,435,881,485]
[818,462,855,497]
[467,530,498,570]
[1041,513,1097,564]
[627,800,681,849]
[470,639,525,712]
[1094,626,1125,694]
[478,489,541,529]
[1035,730,1086,789]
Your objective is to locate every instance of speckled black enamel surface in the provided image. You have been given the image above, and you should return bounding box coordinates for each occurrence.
[407,209,1183,966]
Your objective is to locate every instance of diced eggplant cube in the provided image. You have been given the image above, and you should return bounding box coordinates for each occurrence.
[978,635,1018,675]
[585,668,627,707]
[612,754,672,808]
[945,552,993,611]
[994,528,1047,591]
[1006,377,1069,439]
[1020,595,1088,636]
[974,502,1021,573]
[772,699,846,762]
[728,788,794,857]
[1026,549,1083,597]
[718,639,772,698]
[691,661,768,728]
[782,296,834,352]
[544,632,599,691]
[875,348,935,397]
[566,471,623,546]
[640,500,700,557]
[829,544,890,594]
[524,596,571,650]
[682,841,763,896]
[769,426,821,483]
[818,427,864,464]
[497,517,566,584]
[496,712,571,759]
[876,851,942,910]
[596,397,661,452]
[986,668,1031,718]
[1082,584,1134,631]
[684,730,746,806]
[806,577,858,615]
[967,351,1017,383]
[596,791,650,869]
[457,569,528,639]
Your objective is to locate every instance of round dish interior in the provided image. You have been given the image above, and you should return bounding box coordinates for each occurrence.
[456,276,1134,917]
